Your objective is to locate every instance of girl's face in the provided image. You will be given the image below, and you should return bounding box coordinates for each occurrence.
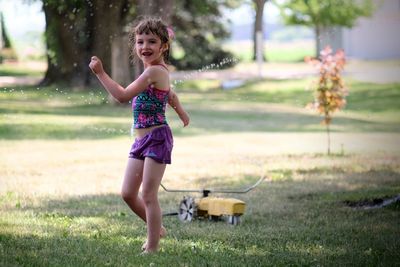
[135,32,167,65]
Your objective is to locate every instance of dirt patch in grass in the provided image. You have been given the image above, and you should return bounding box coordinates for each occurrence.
[343,194,400,209]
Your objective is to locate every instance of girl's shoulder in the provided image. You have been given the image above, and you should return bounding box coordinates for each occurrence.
[145,64,169,77]
[144,64,170,90]
[154,64,169,72]
[147,64,169,74]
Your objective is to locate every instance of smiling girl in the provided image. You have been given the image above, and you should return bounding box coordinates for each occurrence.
[89,17,189,254]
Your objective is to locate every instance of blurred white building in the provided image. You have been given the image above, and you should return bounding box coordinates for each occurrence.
[320,0,400,60]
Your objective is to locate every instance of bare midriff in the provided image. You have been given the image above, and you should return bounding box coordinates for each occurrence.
[134,124,165,139]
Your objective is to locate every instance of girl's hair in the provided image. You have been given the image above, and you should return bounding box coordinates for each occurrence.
[129,17,171,64]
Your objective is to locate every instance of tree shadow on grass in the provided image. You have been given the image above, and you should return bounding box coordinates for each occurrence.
[2,81,399,140]
[0,121,131,140]
[2,105,394,140]
[0,102,131,118]
[346,83,400,112]
[178,107,397,134]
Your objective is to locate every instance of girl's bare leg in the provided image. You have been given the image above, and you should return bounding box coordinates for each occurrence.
[141,157,166,253]
[121,158,147,221]
[121,158,167,252]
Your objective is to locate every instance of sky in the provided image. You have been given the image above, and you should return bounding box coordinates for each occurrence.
[223,2,280,25]
[0,0,45,38]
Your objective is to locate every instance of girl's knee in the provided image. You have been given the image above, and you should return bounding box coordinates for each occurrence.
[121,190,135,203]
[141,190,158,206]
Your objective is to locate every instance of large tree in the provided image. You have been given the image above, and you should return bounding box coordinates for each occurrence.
[275,0,374,56]
[41,0,134,86]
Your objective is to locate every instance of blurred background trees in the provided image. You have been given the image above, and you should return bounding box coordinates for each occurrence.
[0,12,17,63]
[274,0,374,57]
[170,0,239,70]
[1,0,382,87]
[39,0,240,87]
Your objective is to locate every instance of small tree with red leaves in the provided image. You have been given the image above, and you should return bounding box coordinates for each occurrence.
[305,46,348,155]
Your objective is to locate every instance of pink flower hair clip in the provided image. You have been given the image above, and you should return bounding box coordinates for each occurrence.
[167,26,175,40]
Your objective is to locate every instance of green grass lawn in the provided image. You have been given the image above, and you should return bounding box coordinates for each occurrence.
[1,71,400,266]
[1,159,399,266]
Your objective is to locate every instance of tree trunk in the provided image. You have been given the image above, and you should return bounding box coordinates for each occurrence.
[109,33,134,104]
[41,0,130,87]
[41,3,86,86]
[253,0,267,61]
[326,122,331,155]
[111,35,133,87]
[87,0,128,86]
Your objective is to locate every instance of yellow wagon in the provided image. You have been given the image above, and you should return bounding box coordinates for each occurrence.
[160,176,265,225]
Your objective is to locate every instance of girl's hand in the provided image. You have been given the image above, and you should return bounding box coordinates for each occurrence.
[179,111,190,127]
[89,56,104,75]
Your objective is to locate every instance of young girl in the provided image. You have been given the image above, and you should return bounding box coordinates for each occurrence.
[89,17,189,253]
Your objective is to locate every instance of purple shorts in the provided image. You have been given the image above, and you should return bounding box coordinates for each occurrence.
[128,125,173,164]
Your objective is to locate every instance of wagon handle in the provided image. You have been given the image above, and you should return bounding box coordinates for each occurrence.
[159,183,206,194]
[211,176,266,194]
[160,176,267,197]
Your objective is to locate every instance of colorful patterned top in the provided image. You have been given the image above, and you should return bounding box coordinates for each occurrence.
[132,84,169,129]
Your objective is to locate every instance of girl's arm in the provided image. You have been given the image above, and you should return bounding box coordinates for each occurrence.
[168,89,190,127]
[89,56,155,103]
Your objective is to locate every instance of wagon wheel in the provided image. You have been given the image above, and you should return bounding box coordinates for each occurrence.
[227,215,241,225]
[178,197,196,222]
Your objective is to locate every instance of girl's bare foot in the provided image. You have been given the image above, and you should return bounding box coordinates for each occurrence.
[160,225,167,237]
[141,226,167,251]
[140,247,159,255]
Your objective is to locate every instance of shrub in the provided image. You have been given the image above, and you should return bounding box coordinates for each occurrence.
[305,46,348,154]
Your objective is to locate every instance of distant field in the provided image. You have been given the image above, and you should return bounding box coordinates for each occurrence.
[0,61,46,77]
[223,40,315,62]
